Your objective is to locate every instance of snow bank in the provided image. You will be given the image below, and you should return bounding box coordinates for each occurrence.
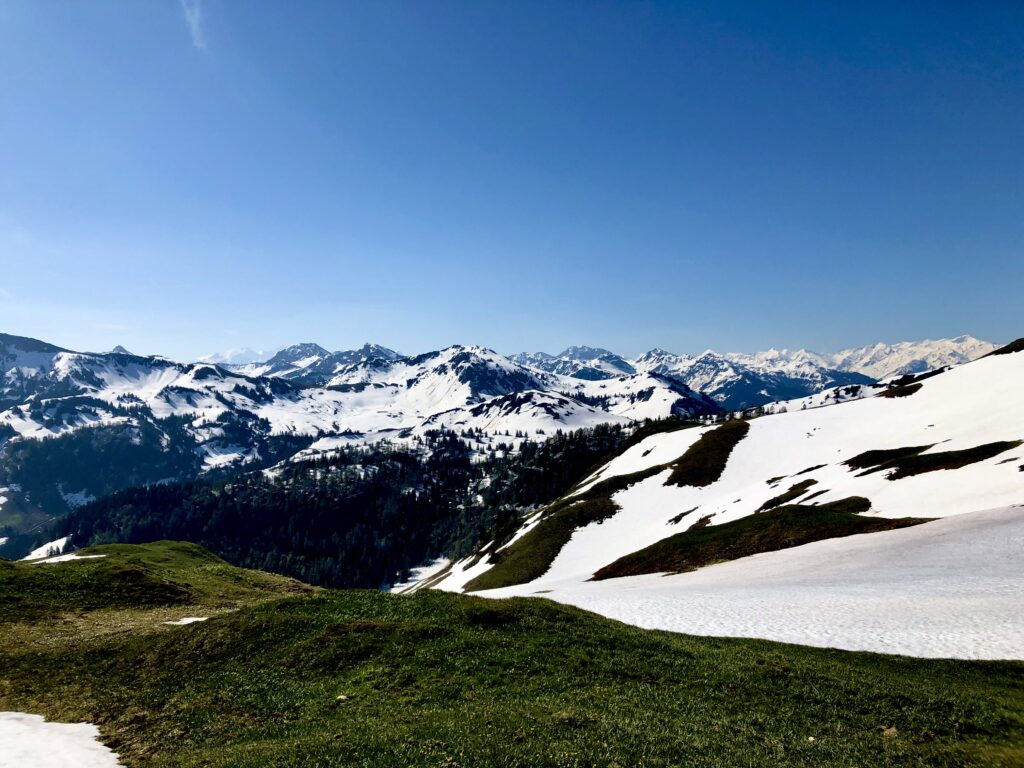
[482,506,1024,659]
[21,537,72,561]
[390,558,451,594]
[0,712,122,767]
[30,554,106,565]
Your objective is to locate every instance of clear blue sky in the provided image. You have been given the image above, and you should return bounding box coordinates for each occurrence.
[1,1,1021,359]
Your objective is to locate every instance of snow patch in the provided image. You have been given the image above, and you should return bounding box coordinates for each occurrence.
[30,554,107,565]
[0,712,122,767]
[390,558,451,593]
[22,536,71,561]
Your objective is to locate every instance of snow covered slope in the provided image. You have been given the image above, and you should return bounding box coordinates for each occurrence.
[431,342,1024,656]
[480,507,1024,659]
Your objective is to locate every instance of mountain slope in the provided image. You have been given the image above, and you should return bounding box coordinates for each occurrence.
[429,340,1024,656]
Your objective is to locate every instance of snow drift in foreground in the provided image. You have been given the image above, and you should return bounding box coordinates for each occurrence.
[0,712,122,768]
[480,506,1024,659]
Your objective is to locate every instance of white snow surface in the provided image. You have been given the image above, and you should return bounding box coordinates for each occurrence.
[390,558,451,594]
[479,506,1024,659]
[22,536,72,561]
[164,616,209,625]
[0,712,122,767]
[30,554,106,565]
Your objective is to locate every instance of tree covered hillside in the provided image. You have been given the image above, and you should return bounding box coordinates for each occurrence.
[55,423,634,588]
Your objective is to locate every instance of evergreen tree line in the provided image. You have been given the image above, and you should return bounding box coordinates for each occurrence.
[57,421,663,589]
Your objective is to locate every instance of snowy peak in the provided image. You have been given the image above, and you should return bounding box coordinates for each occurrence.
[222,342,402,385]
[726,348,829,371]
[265,342,331,367]
[513,345,635,380]
[353,343,401,362]
[513,336,998,411]
[632,348,692,370]
[196,347,278,366]
[829,336,998,380]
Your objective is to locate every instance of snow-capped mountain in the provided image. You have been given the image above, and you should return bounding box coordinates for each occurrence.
[1,333,71,405]
[0,329,998,539]
[230,342,402,385]
[0,333,717,527]
[828,335,998,380]
[196,347,282,366]
[630,348,873,410]
[428,339,1024,658]
[520,336,995,411]
[513,346,636,380]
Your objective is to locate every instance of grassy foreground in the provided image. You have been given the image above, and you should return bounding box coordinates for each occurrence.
[1,543,1022,767]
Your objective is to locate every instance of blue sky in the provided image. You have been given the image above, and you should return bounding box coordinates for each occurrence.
[1,1,1021,359]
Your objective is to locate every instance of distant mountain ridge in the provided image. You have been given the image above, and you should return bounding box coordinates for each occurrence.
[0,333,716,541]
[511,346,636,381]
[510,336,995,410]
[827,335,998,379]
[1,331,995,549]
[199,335,996,412]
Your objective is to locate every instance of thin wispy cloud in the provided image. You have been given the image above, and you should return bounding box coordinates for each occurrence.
[180,0,207,50]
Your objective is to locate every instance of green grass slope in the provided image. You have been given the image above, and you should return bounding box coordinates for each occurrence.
[665,420,750,486]
[0,541,311,623]
[1,542,1022,767]
[592,498,931,580]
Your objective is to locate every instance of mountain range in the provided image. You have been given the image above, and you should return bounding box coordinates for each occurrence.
[215,335,996,410]
[0,331,995,548]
